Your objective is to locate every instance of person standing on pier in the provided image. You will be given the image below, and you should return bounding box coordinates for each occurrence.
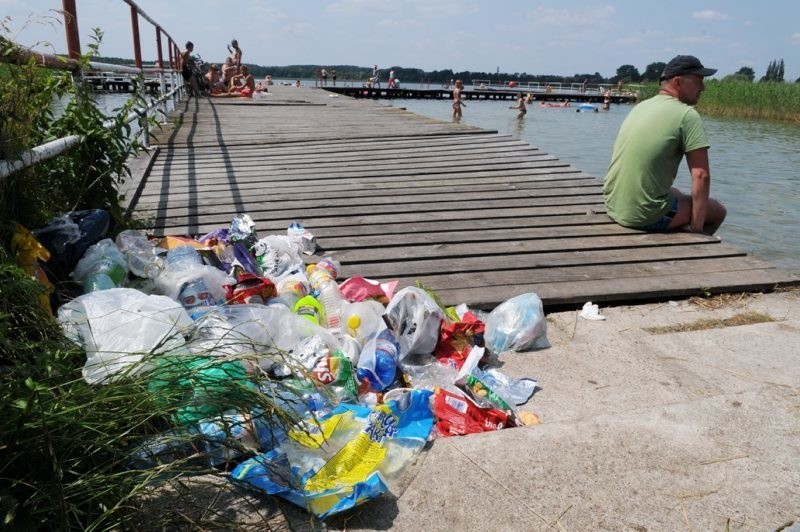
[603,55,726,235]
[228,39,242,67]
[452,79,466,121]
[180,41,199,97]
[372,65,380,88]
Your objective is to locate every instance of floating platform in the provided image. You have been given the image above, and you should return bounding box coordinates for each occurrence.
[127,86,798,309]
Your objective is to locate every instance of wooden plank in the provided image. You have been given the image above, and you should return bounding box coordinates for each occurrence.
[127,86,800,308]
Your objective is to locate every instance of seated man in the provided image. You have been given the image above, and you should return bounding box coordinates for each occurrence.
[221,57,238,89]
[603,55,726,235]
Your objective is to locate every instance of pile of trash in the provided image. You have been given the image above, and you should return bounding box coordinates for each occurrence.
[24,211,549,519]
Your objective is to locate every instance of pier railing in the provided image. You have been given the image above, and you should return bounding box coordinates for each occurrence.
[0,0,185,181]
[471,79,642,96]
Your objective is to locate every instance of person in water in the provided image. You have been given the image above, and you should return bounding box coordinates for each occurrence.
[510,92,527,119]
[452,79,466,121]
[604,55,726,235]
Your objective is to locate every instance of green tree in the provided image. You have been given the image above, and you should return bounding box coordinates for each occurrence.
[734,66,755,82]
[615,64,640,83]
[761,59,785,82]
[641,62,666,82]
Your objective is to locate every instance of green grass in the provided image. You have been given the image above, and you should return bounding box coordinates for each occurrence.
[635,80,800,123]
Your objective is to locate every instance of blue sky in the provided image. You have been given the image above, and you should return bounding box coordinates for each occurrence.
[4,0,799,80]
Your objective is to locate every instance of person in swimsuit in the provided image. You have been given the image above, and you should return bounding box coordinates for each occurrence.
[228,39,242,67]
[215,65,255,98]
[179,41,199,96]
[452,79,465,121]
[510,92,527,119]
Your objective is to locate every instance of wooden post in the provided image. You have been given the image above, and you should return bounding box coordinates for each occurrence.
[156,28,164,69]
[130,5,142,69]
[61,0,81,60]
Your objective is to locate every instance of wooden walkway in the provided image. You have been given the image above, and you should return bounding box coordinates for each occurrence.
[128,86,798,309]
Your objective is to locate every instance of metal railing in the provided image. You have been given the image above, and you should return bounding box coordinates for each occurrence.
[0,0,186,181]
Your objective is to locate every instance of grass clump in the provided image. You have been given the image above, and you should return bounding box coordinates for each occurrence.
[643,311,774,335]
[0,241,306,528]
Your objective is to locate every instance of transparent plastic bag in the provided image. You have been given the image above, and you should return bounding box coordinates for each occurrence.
[484,293,549,354]
[385,286,445,360]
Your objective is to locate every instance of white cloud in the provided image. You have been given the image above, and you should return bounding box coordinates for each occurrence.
[791,33,800,44]
[278,22,315,37]
[525,5,616,29]
[325,0,395,14]
[692,10,729,21]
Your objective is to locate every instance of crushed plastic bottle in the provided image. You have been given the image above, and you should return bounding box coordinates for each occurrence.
[71,238,128,292]
[115,230,163,279]
[165,245,203,273]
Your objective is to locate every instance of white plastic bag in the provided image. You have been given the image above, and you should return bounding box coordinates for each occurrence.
[484,293,549,354]
[384,287,444,360]
[57,288,192,384]
[252,235,304,284]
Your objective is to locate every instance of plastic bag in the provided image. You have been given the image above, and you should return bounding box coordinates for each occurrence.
[57,288,192,384]
[484,293,549,354]
[148,355,256,426]
[385,286,445,360]
[339,276,398,305]
[252,235,304,284]
[432,387,515,437]
[33,209,110,281]
[230,389,434,519]
[188,304,340,374]
[356,328,399,392]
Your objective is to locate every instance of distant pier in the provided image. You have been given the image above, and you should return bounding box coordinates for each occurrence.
[324,86,637,104]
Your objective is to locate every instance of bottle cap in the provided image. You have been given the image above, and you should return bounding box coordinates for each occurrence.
[347,314,361,330]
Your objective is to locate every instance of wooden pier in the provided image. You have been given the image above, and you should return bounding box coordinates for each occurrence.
[324,86,636,104]
[128,86,798,309]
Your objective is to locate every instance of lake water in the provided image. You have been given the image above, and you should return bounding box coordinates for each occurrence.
[378,96,800,274]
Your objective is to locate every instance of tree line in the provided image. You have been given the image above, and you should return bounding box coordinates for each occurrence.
[93,56,799,85]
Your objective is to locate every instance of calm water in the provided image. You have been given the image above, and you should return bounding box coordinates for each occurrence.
[379,97,800,274]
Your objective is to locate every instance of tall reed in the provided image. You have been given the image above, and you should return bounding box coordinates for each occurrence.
[635,80,800,123]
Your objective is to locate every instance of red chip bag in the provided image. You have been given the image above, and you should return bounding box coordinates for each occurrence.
[432,387,512,437]
[339,276,397,305]
[224,273,277,304]
[434,312,485,369]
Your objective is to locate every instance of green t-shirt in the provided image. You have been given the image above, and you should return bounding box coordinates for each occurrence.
[603,94,710,227]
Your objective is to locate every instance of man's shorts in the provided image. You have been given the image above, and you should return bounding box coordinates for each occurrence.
[639,196,679,231]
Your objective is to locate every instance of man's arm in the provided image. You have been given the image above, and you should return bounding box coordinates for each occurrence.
[685,147,711,233]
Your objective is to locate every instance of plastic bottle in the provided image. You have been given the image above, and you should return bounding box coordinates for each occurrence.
[115,230,163,279]
[357,328,399,391]
[165,244,203,272]
[72,238,128,292]
[306,258,344,332]
[278,277,309,310]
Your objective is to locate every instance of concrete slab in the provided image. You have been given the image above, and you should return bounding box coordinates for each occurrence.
[323,290,800,531]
